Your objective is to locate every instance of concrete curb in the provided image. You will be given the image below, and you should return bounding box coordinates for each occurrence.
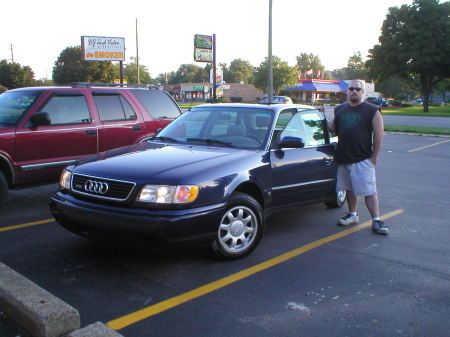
[67,322,123,337]
[0,262,125,337]
[384,131,450,138]
[0,261,80,337]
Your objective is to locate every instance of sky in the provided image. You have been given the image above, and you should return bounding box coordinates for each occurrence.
[0,0,411,80]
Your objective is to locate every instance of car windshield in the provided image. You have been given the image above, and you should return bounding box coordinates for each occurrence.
[154,107,274,149]
[0,91,40,125]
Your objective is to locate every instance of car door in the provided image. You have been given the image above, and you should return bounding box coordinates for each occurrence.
[270,108,336,206]
[15,91,98,184]
[92,92,146,152]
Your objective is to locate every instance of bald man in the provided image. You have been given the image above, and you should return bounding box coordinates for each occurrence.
[328,80,388,234]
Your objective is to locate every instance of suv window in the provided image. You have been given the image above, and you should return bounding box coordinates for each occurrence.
[39,94,90,125]
[0,91,40,125]
[93,94,137,122]
[131,90,180,119]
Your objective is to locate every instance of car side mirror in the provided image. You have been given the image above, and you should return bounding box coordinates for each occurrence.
[275,136,305,149]
[30,112,51,127]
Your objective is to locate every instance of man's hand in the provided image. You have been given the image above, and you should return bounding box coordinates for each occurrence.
[369,156,377,166]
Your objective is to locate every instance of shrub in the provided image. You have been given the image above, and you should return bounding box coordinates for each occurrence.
[395,93,407,101]
[430,102,440,107]
[401,103,412,107]
[230,97,243,103]
[0,85,7,94]
[391,100,402,106]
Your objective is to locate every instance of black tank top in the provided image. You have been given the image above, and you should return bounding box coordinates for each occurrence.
[334,102,378,164]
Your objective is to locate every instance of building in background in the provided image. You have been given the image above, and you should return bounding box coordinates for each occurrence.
[284,79,379,103]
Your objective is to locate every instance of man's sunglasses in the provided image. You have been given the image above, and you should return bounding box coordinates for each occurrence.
[348,87,362,92]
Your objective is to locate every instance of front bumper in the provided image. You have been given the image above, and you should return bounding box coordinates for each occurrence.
[49,192,226,243]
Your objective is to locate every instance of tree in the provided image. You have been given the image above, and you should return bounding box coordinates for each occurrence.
[254,56,298,94]
[227,59,254,84]
[296,53,324,78]
[117,57,152,84]
[169,64,205,84]
[375,77,417,99]
[433,78,450,103]
[345,52,368,80]
[367,0,450,111]
[0,60,35,89]
[53,46,115,84]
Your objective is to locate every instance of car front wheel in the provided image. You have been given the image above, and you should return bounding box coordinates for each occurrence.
[211,192,264,259]
[325,190,346,208]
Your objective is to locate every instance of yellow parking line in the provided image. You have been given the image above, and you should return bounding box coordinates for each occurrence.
[408,139,450,153]
[0,218,54,232]
[107,209,404,331]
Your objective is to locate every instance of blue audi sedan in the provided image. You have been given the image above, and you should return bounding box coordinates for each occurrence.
[49,103,345,259]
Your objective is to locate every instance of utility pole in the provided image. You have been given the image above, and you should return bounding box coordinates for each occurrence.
[268,0,273,103]
[136,18,140,84]
[10,44,14,63]
[213,34,217,103]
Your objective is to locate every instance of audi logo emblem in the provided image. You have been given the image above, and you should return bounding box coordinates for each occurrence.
[84,180,109,195]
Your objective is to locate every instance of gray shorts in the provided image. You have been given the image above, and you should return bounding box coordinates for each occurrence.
[336,159,377,196]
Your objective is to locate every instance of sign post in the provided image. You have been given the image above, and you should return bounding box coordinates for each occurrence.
[194,34,216,102]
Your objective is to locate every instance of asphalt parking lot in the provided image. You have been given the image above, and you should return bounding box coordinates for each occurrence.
[1,134,449,337]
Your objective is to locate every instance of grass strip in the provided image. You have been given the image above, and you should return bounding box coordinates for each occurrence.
[381,106,450,117]
[384,124,450,135]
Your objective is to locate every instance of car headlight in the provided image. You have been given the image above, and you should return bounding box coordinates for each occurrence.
[60,169,72,189]
[137,184,199,204]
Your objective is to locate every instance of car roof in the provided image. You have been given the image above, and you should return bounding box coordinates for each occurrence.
[192,103,316,112]
[6,86,158,92]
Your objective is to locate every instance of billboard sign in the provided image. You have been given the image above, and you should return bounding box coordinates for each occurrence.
[194,35,213,49]
[81,36,125,61]
[194,48,213,63]
[210,68,224,87]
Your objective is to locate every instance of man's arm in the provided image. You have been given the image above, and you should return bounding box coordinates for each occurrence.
[371,109,384,165]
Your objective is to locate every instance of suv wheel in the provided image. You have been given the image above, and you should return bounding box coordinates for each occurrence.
[0,171,8,209]
[211,192,264,259]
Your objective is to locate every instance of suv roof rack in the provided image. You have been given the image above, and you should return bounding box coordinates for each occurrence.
[70,82,160,90]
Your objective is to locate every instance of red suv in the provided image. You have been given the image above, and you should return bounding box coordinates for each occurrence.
[0,84,181,207]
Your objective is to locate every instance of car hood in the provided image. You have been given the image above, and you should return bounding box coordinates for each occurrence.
[72,141,257,184]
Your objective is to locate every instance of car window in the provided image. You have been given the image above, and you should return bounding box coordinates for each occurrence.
[93,94,136,122]
[300,111,326,146]
[156,107,273,149]
[0,91,40,125]
[276,109,325,147]
[131,90,181,119]
[38,94,90,125]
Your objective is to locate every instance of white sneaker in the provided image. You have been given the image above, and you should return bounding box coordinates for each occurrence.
[337,213,359,226]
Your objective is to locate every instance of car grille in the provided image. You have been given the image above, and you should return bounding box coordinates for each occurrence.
[71,174,136,201]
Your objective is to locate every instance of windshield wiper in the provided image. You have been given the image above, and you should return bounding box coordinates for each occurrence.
[186,138,235,147]
[150,136,179,143]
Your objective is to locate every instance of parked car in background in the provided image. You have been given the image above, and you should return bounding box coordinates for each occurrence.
[259,96,293,104]
[0,83,181,208]
[367,97,388,106]
[50,103,345,259]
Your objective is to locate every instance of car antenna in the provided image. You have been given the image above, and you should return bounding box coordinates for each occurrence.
[188,94,194,111]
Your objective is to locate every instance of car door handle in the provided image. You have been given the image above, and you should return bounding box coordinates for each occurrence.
[132,125,142,131]
[323,156,334,166]
[86,130,96,136]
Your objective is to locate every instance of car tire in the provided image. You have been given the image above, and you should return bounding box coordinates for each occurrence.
[211,192,264,260]
[325,190,346,208]
[0,171,8,209]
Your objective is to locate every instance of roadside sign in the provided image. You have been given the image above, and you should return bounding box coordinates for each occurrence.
[81,36,125,61]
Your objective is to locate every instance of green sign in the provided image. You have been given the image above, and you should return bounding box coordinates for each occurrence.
[194,35,213,49]
[193,86,204,90]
